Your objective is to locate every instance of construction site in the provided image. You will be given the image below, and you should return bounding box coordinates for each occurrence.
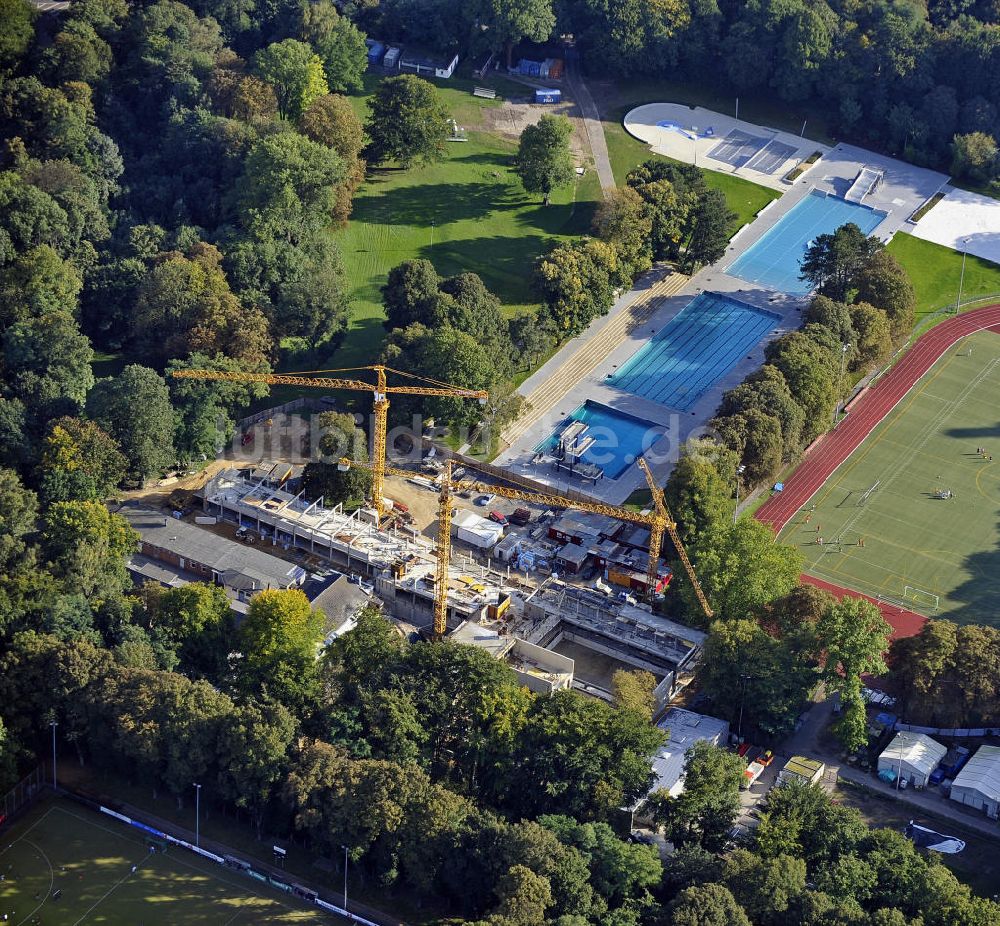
[138,365,714,699]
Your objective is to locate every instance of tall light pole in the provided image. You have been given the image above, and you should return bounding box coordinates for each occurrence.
[50,719,58,790]
[737,674,752,743]
[956,236,971,314]
[833,342,850,426]
[734,464,746,524]
[194,783,202,847]
[342,845,349,911]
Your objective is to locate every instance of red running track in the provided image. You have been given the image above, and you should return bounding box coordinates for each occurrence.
[755,304,1000,634]
[756,304,1000,532]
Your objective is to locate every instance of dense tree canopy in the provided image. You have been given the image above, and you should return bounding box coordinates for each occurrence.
[366,75,450,168]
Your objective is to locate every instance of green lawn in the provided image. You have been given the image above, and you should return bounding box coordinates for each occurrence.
[602,106,780,231]
[0,798,339,924]
[781,329,1000,625]
[286,72,600,377]
[887,232,1000,320]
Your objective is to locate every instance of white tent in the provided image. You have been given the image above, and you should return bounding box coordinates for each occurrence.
[877,731,947,788]
[950,745,1000,819]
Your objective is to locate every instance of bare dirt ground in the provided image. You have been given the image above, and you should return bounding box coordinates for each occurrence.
[480,87,593,167]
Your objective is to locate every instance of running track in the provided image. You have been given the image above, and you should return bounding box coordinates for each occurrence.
[755,303,1000,631]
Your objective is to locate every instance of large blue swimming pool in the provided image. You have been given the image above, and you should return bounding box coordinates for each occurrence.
[726,189,888,294]
[606,292,781,411]
[539,401,662,479]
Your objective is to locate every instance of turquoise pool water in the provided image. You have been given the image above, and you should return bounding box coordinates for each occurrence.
[540,401,662,479]
[606,292,780,411]
[726,189,888,293]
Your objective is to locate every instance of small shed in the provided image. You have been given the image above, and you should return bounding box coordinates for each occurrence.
[383,47,401,69]
[366,40,385,64]
[949,745,1000,818]
[878,731,947,788]
[777,755,825,787]
[535,88,561,104]
[555,542,588,574]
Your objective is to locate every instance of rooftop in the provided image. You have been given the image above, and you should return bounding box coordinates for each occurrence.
[642,708,730,802]
[122,503,305,591]
[952,745,1000,803]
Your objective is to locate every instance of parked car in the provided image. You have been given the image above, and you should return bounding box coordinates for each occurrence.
[476,494,495,506]
[489,510,509,526]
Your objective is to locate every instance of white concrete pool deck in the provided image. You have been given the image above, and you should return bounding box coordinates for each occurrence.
[911,184,1000,266]
[495,115,949,505]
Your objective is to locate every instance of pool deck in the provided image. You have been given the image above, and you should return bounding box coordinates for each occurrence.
[496,133,948,506]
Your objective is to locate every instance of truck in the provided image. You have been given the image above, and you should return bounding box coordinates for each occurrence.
[929,746,971,785]
[740,747,774,790]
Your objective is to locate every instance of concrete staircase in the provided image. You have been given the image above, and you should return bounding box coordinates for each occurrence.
[502,270,689,448]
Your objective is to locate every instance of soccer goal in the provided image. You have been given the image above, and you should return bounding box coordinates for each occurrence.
[903,586,940,610]
[856,480,880,505]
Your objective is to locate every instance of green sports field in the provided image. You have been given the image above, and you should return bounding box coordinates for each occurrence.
[780,330,1000,625]
[0,798,337,924]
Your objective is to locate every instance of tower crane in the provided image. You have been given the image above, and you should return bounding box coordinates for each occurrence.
[170,365,488,525]
[340,456,713,637]
[637,458,713,620]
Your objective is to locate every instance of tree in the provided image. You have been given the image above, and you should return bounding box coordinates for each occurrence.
[300,1,368,94]
[717,365,804,458]
[764,332,838,442]
[0,245,82,325]
[43,21,113,86]
[482,0,555,68]
[817,596,892,752]
[238,131,345,246]
[0,716,19,793]
[0,469,38,571]
[950,132,997,183]
[321,605,402,703]
[800,223,883,301]
[41,500,138,600]
[684,519,802,623]
[698,616,817,740]
[665,441,739,543]
[592,187,653,280]
[302,412,373,509]
[849,302,892,370]
[381,323,500,428]
[723,849,807,925]
[382,259,441,331]
[217,698,296,838]
[516,115,576,205]
[37,416,127,503]
[87,365,176,483]
[488,864,553,925]
[650,742,744,850]
[534,239,620,336]
[854,251,916,342]
[253,39,328,120]
[611,669,657,718]
[130,243,272,368]
[712,409,783,485]
[366,75,450,168]
[685,189,736,271]
[0,0,34,68]
[238,589,325,713]
[298,88,365,147]
[667,884,751,926]
[147,583,234,680]
[627,162,698,261]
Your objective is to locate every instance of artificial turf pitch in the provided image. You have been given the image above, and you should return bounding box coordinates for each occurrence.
[0,798,334,925]
[779,329,1000,625]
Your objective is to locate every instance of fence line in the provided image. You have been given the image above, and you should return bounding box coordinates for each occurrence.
[237,396,337,431]
[895,722,1000,737]
[0,765,46,828]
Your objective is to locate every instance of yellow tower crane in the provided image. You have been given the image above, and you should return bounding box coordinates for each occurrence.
[341,457,713,636]
[170,365,488,525]
[637,458,714,620]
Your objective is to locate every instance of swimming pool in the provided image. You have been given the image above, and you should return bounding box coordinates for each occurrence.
[726,189,887,294]
[539,401,662,479]
[606,292,780,411]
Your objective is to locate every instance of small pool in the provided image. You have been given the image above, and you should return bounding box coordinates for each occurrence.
[538,401,663,480]
[726,189,888,294]
[606,292,780,411]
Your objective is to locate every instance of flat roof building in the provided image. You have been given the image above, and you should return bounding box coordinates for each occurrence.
[878,731,947,788]
[641,708,730,802]
[950,745,1000,819]
[777,756,825,787]
[122,503,306,611]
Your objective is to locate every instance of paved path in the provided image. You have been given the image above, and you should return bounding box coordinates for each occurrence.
[565,57,616,196]
[501,270,688,447]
